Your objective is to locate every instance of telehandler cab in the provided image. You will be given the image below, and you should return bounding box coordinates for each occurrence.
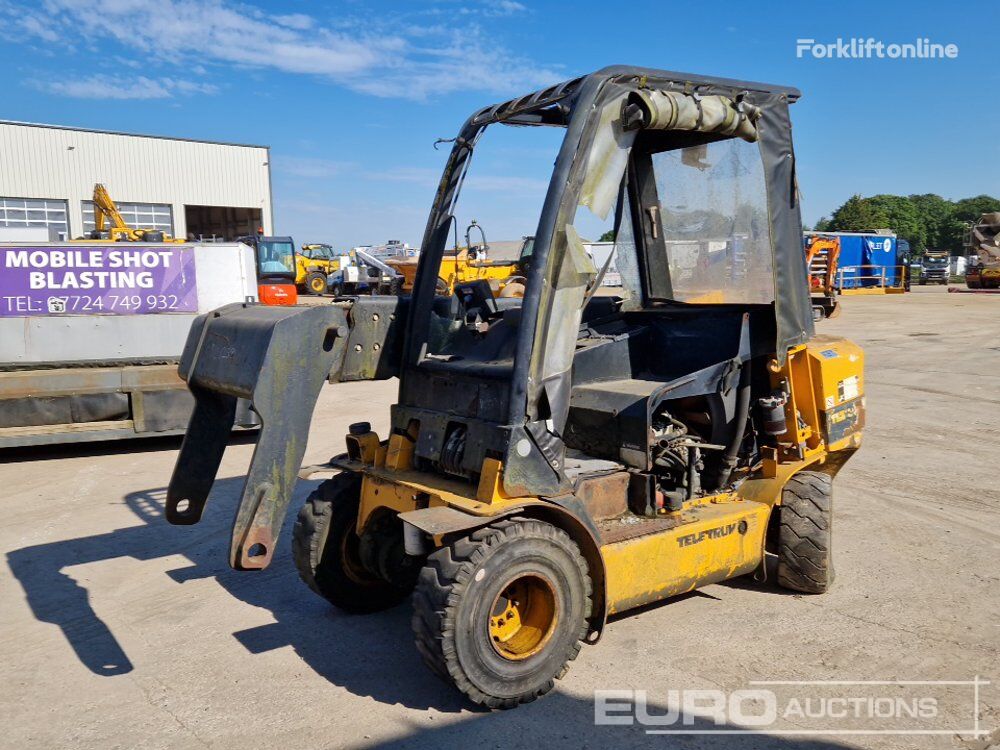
[167,66,865,709]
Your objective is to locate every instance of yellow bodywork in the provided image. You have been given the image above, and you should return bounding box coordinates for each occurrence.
[386,249,521,295]
[75,184,185,243]
[337,335,864,619]
[295,245,340,288]
[838,265,907,295]
[602,499,770,613]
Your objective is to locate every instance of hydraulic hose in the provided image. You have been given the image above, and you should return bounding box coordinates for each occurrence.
[714,362,752,490]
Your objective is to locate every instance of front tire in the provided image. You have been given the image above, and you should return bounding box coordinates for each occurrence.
[776,471,834,594]
[292,473,407,613]
[306,272,327,295]
[412,518,591,708]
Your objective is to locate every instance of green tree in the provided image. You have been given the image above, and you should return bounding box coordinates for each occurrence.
[823,193,1000,255]
[908,194,954,251]
[828,195,890,233]
[940,196,1000,252]
[866,194,926,252]
[598,229,616,242]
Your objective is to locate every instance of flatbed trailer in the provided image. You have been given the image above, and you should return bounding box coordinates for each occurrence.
[0,242,258,448]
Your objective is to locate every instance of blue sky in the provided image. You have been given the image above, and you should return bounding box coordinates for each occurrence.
[0,0,996,247]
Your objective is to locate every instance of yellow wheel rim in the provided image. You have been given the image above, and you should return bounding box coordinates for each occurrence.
[310,277,326,293]
[488,573,558,660]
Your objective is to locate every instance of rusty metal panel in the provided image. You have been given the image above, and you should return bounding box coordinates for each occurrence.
[575,471,630,521]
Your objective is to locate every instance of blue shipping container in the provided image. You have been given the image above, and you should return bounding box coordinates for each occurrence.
[807,233,898,288]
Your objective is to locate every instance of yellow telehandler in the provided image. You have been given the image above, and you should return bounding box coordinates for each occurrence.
[386,223,530,297]
[166,66,864,709]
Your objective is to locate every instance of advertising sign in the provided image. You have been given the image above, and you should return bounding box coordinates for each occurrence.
[0,245,198,316]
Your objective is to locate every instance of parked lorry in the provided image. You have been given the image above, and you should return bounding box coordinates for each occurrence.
[918,249,950,285]
[0,242,257,447]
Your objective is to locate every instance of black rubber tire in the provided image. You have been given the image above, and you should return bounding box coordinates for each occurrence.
[329,282,343,297]
[292,473,407,613]
[306,272,327,295]
[411,517,591,709]
[776,471,835,594]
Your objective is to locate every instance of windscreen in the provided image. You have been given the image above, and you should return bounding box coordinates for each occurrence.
[651,138,775,304]
[258,240,296,275]
[424,123,563,359]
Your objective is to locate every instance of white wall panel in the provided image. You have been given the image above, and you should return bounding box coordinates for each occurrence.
[0,121,272,238]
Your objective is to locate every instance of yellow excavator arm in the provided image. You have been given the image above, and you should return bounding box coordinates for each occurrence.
[86,183,184,243]
[92,183,135,238]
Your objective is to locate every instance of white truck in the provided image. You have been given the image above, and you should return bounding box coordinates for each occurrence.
[0,242,258,448]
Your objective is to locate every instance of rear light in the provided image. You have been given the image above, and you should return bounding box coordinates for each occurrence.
[258,284,298,306]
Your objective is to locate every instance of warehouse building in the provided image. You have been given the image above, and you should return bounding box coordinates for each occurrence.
[0,120,272,241]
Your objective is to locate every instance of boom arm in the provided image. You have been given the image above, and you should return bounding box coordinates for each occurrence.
[92,183,133,236]
[165,298,405,569]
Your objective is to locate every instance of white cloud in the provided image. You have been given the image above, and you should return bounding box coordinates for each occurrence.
[32,74,217,99]
[272,12,313,30]
[485,0,527,16]
[6,0,562,101]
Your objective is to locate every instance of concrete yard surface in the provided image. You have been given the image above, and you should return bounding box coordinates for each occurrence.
[1,286,998,750]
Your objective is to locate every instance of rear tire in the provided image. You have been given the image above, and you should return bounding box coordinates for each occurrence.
[411,518,591,708]
[292,473,407,613]
[776,471,834,594]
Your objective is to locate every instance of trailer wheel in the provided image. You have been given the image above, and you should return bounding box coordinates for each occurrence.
[411,518,591,708]
[292,473,406,613]
[306,272,327,295]
[776,471,834,594]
